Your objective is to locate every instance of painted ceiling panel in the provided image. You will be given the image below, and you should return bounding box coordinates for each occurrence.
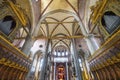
[62,17,75,22]
[53,40,69,49]
[53,30,65,37]
[41,0,77,14]
[73,23,79,34]
[68,0,78,10]
[48,12,72,21]
[62,23,73,35]
[48,24,58,36]
[51,24,70,37]
[52,39,59,46]
[52,39,70,48]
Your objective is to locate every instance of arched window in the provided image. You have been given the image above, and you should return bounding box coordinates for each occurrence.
[0,16,16,35]
[101,11,120,34]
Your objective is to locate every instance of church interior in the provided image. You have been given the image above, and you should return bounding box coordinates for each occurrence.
[0,0,120,80]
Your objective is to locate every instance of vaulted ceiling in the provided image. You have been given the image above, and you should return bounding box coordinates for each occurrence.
[29,0,98,52]
[0,0,98,53]
[39,12,82,50]
[34,0,86,50]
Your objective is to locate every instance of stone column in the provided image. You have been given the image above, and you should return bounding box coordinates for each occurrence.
[21,35,35,56]
[26,54,37,80]
[50,62,53,80]
[85,34,99,54]
[34,56,39,80]
[71,39,83,80]
[35,56,41,80]
[26,50,42,80]
[54,62,56,80]
[66,62,69,80]
[39,40,50,80]
[75,16,99,55]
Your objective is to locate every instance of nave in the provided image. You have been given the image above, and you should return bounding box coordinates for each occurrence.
[0,0,120,80]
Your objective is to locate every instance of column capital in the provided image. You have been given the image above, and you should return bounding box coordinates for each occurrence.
[84,33,99,54]
[84,34,94,39]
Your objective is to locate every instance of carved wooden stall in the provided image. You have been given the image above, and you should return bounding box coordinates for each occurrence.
[89,0,120,80]
[0,0,31,80]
